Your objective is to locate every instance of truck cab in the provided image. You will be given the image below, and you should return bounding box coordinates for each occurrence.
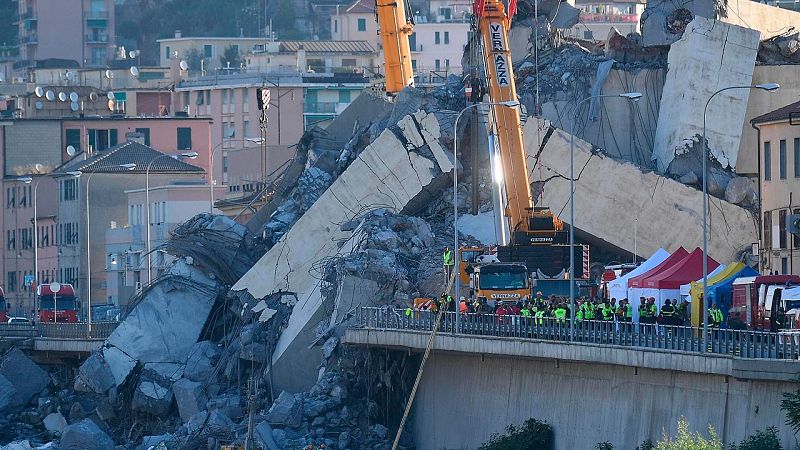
[730,275,800,331]
[470,263,531,307]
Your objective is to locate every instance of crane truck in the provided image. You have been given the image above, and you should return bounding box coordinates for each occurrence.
[466,0,587,304]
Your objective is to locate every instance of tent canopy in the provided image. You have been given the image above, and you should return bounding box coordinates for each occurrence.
[608,249,670,300]
[628,247,688,288]
[686,262,743,302]
[680,264,728,297]
[642,248,719,290]
[706,265,759,311]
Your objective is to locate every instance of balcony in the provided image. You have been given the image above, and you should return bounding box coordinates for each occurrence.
[17,10,37,22]
[580,13,639,23]
[86,10,109,19]
[86,34,109,44]
[19,33,38,45]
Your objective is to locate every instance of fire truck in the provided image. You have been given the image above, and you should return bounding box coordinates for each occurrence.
[37,283,79,323]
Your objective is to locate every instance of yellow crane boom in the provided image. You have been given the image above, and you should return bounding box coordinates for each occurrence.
[375,0,415,95]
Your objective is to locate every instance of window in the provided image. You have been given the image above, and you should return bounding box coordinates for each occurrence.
[61,179,77,201]
[339,90,351,103]
[780,139,787,179]
[764,141,771,181]
[206,90,211,105]
[6,230,15,250]
[165,45,171,60]
[229,89,234,105]
[87,129,118,152]
[177,127,192,150]
[341,58,357,67]
[7,272,16,293]
[794,208,800,248]
[243,88,249,103]
[780,209,788,249]
[135,128,151,146]
[795,138,800,178]
[444,31,450,44]
[66,129,81,152]
[224,122,236,138]
[409,33,417,51]
[411,59,417,70]
[6,187,14,209]
[334,19,338,33]
[782,257,789,275]
[221,89,227,104]
[441,7,452,19]
[204,44,213,58]
[243,120,250,138]
[435,32,441,44]
[445,59,450,69]
[357,18,366,31]
[435,59,441,70]
[764,211,772,250]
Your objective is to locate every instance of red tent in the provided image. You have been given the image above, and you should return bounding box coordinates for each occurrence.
[628,247,688,288]
[641,247,719,289]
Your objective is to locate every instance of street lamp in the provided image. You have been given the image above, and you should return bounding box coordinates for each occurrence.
[84,163,135,331]
[209,137,264,213]
[570,92,642,341]
[701,82,779,349]
[145,151,198,282]
[453,100,520,332]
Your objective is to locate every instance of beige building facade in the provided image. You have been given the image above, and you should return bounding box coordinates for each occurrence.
[754,100,800,275]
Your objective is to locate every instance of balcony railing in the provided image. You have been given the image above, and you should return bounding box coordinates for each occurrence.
[580,13,639,23]
[19,33,38,44]
[86,34,109,43]
[304,101,339,114]
[86,10,109,19]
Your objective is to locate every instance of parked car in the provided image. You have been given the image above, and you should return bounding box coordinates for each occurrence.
[7,317,33,326]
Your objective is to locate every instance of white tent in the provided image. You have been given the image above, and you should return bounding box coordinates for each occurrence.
[607,249,670,301]
[678,264,727,298]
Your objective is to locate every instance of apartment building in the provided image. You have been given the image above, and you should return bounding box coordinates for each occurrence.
[566,0,645,41]
[754,100,800,275]
[16,0,116,68]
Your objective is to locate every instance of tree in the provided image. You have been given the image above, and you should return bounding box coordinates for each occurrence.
[655,418,723,450]
[219,45,242,70]
[728,427,782,450]
[478,418,554,450]
[184,48,204,71]
[781,377,800,434]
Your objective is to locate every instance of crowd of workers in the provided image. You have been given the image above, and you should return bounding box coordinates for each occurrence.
[408,291,739,329]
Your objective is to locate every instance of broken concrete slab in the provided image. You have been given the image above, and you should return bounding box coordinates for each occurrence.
[266,391,303,428]
[186,409,234,435]
[183,341,221,382]
[652,17,760,174]
[641,0,800,46]
[43,412,66,434]
[101,346,137,388]
[0,374,17,412]
[75,352,116,395]
[142,434,172,448]
[131,378,173,416]
[0,348,49,408]
[528,118,757,263]
[173,378,208,423]
[97,269,218,389]
[254,421,280,450]
[60,418,115,450]
[232,110,451,392]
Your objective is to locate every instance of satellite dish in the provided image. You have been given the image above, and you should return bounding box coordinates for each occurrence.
[89,92,98,102]
[66,71,74,81]
[180,60,189,71]
[35,101,43,110]
[34,163,43,172]
[69,92,79,102]
[50,282,61,294]
[66,145,76,156]
[107,91,115,100]
[130,66,140,77]
[107,99,115,111]
[129,50,139,59]
[70,102,79,112]
[105,69,113,79]
[58,92,67,102]
[45,90,55,101]
[35,86,44,97]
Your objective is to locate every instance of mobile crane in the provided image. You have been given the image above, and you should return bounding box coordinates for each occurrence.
[467,0,585,303]
[374,0,415,95]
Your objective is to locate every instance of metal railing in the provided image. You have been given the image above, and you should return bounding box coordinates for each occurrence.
[0,321,119,340]
[354,307,800,360]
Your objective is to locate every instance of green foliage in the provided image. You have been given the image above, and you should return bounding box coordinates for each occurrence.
[639,440,655,450]
[219,45,242,69]
[596,443,614,450]
[0,1,19,48]
[183,48,203,71]
[272,0,303,40]
[655,418,723,450]
[478,418,554,450]
[781,378,800,434]
[728,427,782,450]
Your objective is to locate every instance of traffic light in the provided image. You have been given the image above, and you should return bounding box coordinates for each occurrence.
[256,88,270,111]
[788,214,800,234]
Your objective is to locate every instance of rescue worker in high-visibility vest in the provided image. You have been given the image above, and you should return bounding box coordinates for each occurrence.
[442,247,455,283]
[709,303,723,328]
[595,298,606,320]
[582,299,595,320]
[623,299,633,323]
[648,298,658,322]
[638,297,650,324]
[601,301,614,321]
[554,303,567,324]
[535,308,545,326]
[661,299,676,325]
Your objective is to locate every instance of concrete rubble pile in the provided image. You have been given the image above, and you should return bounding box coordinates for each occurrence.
[758,31,800,65]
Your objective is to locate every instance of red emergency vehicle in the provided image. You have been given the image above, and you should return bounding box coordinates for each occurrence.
[730,275,800,331]
[0,287,7,322]
[37,283,79,323]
